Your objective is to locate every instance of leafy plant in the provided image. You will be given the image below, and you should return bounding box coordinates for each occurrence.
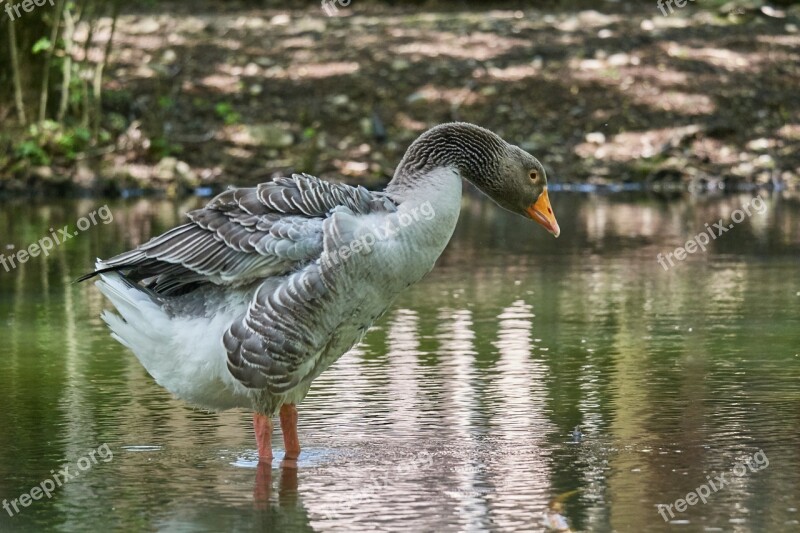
[158,96,175,110]
[150,136,183,159]
[15,141,51,166]
[215,102,241,125]
[31,37,52,55]
[55,126,91,159]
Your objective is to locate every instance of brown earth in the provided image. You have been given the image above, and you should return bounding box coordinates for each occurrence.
[8,0,800,195]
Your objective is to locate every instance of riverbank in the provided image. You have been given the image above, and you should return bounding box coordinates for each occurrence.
[1,0,798,196]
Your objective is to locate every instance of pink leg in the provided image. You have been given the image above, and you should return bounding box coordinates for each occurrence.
[279,403,301,468]
[253,413,273,463]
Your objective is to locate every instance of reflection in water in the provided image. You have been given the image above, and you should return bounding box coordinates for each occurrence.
[487,300,553,530]
[0,193,799,532]
[437,308,487,530]
[252,465,309,531]
[385,309,425,436]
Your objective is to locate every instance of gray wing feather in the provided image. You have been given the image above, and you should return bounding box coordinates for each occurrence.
[223,209,368,393]
[98,173,396,294]
[224,266,331,391]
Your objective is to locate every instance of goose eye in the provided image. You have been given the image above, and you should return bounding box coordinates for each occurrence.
[529,171,538,182]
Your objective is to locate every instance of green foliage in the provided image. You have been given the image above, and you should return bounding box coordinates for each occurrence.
[15,141,51,166]
[106,113,127,133]
[55,127,92,159]
[9,121,96,168]
[150,136,183,159]
[31,38,52,55]
[2,0,123,177]
[158,96,175,110]
[214,102,241,125]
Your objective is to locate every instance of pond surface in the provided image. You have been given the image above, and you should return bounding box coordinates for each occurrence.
[0,191,798,532]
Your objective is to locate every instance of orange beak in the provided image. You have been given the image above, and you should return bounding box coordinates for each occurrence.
[526,188,560,238]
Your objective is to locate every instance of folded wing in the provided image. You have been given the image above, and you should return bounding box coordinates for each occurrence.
[84,173,396,295]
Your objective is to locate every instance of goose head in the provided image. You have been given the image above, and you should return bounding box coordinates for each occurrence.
[482,141,560,238]
[390,122,560,237]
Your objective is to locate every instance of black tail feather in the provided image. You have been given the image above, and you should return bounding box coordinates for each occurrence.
[75,265,126,283]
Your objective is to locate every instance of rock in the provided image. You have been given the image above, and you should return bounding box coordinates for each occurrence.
[73,163,96,187]
[161,49,177,64]
[247,124,294,148]
[746,138,772,151]
[136,17,161,34]
[330,94,349,107]
[152,157,198,189]
[719,0,765,15]
[391,59,410,71]
[175,160,198,186]
[760,6,785,18]
[608,53,630,66]
[755,154,775,168]
[243,63,259,76]
[154,157,178,181]
[31,166,53,180]
[585,132,606,144]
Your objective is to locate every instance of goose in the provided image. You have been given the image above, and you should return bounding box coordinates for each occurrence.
[79,122,560,466]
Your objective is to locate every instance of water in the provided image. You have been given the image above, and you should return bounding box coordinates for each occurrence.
[0,191,798,532]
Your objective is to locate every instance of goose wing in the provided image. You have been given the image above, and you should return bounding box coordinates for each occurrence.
[84,173,396,295]
[224,202,391,393]
[223,194,389,395]
[224,257,336,393]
